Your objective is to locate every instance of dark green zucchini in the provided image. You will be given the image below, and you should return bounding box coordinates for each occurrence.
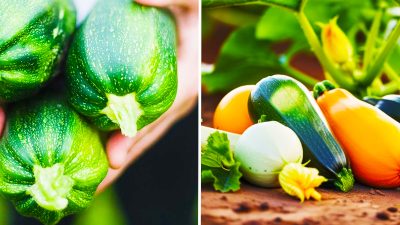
[66,0,177,137]
[0,96,108,225]
[0,0,76,102]
[249,75,354,192]
[364,95,400,122]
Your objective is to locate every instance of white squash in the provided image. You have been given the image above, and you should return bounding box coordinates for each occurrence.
[234,121,303,187]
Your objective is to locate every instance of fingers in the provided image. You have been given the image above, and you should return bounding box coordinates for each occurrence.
[0,107,5,137]
[106,133,134,169]
[96,168,121,194]
[98,110,179,193]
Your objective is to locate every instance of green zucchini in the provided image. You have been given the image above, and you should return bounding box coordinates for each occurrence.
[0,96,108,225]
[0,0,76,102]
[249,75,354,192]
[66,0,178,137]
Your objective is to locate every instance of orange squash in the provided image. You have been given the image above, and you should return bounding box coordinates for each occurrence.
[213,85,255,134]
[314,81,400,188]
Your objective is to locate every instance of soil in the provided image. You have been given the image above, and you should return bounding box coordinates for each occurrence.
[202,183,400,225]
[201,94,400,225]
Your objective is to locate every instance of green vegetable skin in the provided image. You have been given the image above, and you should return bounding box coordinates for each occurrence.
[0,97,108,225]
[66,0,178,137]
[249,75,354,192]
[0,0,76,102]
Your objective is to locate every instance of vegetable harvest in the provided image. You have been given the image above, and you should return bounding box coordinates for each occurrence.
[66,0,178,138]
[0,0,76,102]
[235,122,327,201]
[249,75,354,192]
[213,85,255,134]
[314,81,400,188]
[235,121,303,187]
[0,97,108,225]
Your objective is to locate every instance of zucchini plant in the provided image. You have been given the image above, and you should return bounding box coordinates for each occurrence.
[0,96,108,225]
[66,0,178,137]
[202,0,400,97]
[0,0,76,102]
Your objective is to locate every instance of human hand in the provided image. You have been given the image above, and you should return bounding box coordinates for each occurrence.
[97,0,199,192]
[0,0,199,193]
[0,107,4,137]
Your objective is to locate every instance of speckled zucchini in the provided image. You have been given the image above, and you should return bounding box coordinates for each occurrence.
[0,96,108,225]
[0,0,76,102]
[66,0,178,137]
[249,75,354,192]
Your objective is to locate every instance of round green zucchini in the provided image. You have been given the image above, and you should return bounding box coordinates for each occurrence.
[0,96,108,225]
[66,0,178,137]
[0,0,76,102]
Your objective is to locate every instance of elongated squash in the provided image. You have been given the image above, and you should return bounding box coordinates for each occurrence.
[0,0,76,102]
[315,81,400,188]
[66,0,177,137]
[0,96,108,225]
[249,75,354,192]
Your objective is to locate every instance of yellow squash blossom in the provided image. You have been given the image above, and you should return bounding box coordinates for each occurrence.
[320,17,354,65]
[279,163,327,202]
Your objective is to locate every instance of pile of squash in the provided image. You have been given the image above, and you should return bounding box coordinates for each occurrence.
[212,74,400,195]
[0,0,177,224]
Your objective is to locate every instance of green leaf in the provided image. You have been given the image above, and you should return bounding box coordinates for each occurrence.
[202,0,303,12]
[201,132,242,192]
[202,164,242,192]
[201,132,235,168]
[256,7,302,41]
[202,26,286,93]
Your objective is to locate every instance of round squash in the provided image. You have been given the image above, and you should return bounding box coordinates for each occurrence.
[66,0,178,137]
[0,0,76,102]
[0,96,108,225]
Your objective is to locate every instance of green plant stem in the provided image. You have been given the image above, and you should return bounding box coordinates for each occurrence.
[363,8,383,73]
[380,82,399,95]
[206,8,260,27]
[362,19,400,86]
[384,63,400,84]
[283,64,319,87]
[296,12,356,91]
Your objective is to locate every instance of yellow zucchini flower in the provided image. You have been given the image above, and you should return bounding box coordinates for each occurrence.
[279,163,327,202]
[320,17,354,66]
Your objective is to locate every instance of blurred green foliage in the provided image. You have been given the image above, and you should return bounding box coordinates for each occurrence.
[72,188,127,225]
[0,196,11,225]
[202,0,400,96]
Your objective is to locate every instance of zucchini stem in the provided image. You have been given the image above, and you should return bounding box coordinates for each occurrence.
[313,80,336,99]
[296,12,356,92]
[334,167,354,192]
[101,93,143,137]
[361,19,400,86]
[27,164,74,211]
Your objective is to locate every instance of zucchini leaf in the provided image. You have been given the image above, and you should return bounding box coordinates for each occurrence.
[202,26,286,93]
[201,132,242,192]
[202,0,303,12]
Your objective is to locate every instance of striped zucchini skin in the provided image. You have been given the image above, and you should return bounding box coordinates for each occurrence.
[66,0,177,135]
[0,0,76,102]
[0,96,108,225]
[249,75,354,192]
